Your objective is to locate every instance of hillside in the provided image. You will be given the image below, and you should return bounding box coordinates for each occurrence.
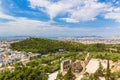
[11,38,86,54]
[10,38,119,54]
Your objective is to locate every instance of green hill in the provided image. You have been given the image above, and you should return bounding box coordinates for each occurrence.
[11,38,119,54]
[11,38,86,54]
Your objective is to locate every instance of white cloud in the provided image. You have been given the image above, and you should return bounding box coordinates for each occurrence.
[115,1,120,5]
[62,0,107,22]
[0,9,111,37]
[0,0,16,20]
[0,6,94,37]
[1,0,120,37]
[0,11,15,20]
[1,16,120,37]
[61,18,79,23]
[104,7,120,22]
[29,0,108,23]
[0,16,95,37]
[28,0,120,23]
[29,0,72,19]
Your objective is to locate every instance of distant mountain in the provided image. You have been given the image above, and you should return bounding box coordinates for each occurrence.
[57,36,103,39]
[0,36,30,39]
[0,35,103,40]
[73,36,103,38]
[0,36,30,42]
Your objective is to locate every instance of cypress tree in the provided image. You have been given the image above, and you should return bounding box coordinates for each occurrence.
[106,59,110,80]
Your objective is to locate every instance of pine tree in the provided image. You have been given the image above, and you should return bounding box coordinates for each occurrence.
[57,72,63,80]
[64,66,75,80]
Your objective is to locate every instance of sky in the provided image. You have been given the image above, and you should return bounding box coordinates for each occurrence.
[0,0,120,38]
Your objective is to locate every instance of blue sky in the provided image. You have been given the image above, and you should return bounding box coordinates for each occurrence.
[0,0,120,38]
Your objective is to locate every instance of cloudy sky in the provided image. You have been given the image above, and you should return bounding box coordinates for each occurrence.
[0,0,120,38]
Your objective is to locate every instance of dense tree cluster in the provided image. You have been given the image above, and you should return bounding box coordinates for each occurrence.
[10,38,83,54]
[11,38,120,54]
[56,66,75,80]
[64,67,76,80]
[0,63,48,80]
